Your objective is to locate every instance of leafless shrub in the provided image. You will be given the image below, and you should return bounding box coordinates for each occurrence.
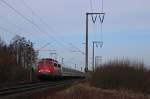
[90,59,150,93]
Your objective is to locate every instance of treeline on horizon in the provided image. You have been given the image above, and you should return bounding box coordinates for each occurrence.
[90,60,150,94]
[0,35,38,84]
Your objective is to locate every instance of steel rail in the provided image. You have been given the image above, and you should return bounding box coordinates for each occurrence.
[0,80,75,97]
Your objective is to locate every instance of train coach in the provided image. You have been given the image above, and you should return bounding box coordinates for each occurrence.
[36,58,84,79]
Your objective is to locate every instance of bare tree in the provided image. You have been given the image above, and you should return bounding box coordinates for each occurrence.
[9,35,37,69]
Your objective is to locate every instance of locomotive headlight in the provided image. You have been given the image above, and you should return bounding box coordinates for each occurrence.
[46,69,51,72]
[38,70,42,72]
[38,68,51,73]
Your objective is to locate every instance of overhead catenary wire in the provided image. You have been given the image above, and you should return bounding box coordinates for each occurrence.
[0,15,28,36]
[0,26,20,42]
[0,26,17,35]
[0,0,42,33]
[89,0,94,12]
[0,0,56,50]
[101,0,103,12]
[100,0,104,45]
[21,0,35,23]
[0,1,62,59]
[89,0,97,40]
[21,0,56,35]
[21,0,78,51]
[20,0,84,56]
[0,0,86,68]
[1,0,85,68]
[69,43,85,55]
[0,0,73,54]
[89,0,105,46]
[0,2,53,48]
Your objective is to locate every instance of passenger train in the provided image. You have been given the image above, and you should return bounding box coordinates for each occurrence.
[36,58,84,79]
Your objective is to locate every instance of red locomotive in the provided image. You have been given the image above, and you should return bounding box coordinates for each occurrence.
[36,58,84,79]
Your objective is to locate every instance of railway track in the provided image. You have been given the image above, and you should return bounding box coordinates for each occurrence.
[0,79,78,98]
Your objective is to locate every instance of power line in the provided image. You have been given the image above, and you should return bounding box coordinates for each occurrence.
[0,2,52,46]
[101,0,103,12]
[0,0,70,52]
[69,43,85,55]
[20,0,74,52]
[0,0,42,33]
[0,0,48,39]
[1,0,85,67]
[0,26,17,35]
[89,0,93,12]
[0,15,27,35]
[21,0,56,34]
[0,0,54,50]
[21,1,59,35]
[20,0,84,55]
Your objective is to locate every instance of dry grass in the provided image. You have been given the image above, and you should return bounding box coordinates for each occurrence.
[90,60,150,93]
[46,83,150,99]
[45,60,150,99]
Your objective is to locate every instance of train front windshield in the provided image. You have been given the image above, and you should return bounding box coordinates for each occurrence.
[38,60,52,66]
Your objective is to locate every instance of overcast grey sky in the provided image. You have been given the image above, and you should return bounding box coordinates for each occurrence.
[0,0,150,70]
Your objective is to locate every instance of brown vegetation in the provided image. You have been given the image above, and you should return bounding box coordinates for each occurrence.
[43,60,150,99]
[46,84,150,99]
[0,35,38,84]
[90,60,150,93]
